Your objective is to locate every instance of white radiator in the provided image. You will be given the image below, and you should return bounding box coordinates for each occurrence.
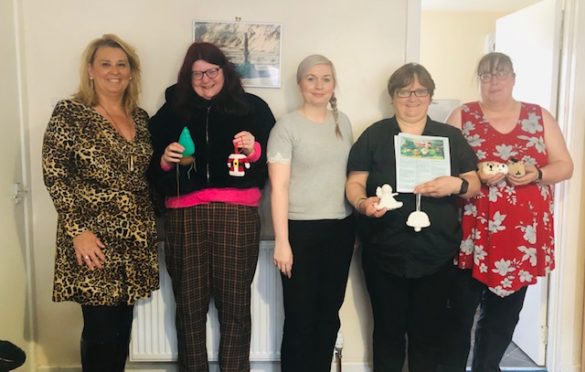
[130,240,284,362]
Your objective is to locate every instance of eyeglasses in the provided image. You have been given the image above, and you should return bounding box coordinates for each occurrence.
[396,88,429,98]
[192,67,221,80]
[478,70,511,82]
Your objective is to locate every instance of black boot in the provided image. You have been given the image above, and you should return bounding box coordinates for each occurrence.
[81,338,126,372]
[112,338,130,371]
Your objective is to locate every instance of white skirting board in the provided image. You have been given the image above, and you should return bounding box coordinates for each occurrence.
[124,361,372,372]
[130,240,284,362]
[36,363,372,372]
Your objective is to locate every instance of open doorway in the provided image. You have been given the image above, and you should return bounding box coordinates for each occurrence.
[420,0,560,370]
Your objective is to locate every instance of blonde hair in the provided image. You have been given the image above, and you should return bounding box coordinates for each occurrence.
[296,54,342,138]
[73,34,142,114]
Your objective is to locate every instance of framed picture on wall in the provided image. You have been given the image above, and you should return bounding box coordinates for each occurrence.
[193,20,282,88]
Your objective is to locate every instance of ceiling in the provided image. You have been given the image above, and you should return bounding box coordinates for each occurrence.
[421,0,542,12]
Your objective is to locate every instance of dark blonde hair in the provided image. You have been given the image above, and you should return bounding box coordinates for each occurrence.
[387,63,435,99]
[477,52,515,76]
[73,34,141,114]
[297,54,342,138]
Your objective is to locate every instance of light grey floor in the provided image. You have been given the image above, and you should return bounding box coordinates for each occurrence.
[502,342,539,368]
[468,341,540,368]
[465,308,542,370]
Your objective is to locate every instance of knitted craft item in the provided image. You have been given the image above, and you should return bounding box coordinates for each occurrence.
[374,184,403,210]
[178,127,195,156]
[227,143,250,177]
[178,127,195,166]
[406,193,430,232]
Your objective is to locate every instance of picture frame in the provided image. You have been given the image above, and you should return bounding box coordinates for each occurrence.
[193,20,282,88]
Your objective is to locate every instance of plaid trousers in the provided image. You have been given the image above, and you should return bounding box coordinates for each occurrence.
[165,202,260,372]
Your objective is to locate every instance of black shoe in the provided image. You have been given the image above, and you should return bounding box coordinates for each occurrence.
[0,340,26,371]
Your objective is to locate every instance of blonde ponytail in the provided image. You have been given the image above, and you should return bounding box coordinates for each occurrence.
[330,93,341,138]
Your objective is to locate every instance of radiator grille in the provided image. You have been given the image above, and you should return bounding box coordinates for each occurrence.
[130,240,283,361]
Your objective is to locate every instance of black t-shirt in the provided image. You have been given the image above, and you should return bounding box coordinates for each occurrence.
[347,116,478,278]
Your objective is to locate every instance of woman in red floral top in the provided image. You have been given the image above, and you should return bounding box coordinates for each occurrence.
[439,52,573,372]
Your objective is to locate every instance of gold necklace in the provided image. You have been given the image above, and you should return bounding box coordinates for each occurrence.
[98,104,136,172]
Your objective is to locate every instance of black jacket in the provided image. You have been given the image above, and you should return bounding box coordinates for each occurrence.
[147,85,275,198]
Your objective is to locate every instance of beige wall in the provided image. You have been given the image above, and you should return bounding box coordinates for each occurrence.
[17,0,409,369]
[420,11,505,103]
[6,1,585,371]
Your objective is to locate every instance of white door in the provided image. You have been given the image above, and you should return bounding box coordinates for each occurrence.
[0,0,31,370]
[495,0,561,365]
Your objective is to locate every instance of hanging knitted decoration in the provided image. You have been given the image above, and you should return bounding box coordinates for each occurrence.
[178,127,195,165]
[227,143,250,177]
[406,193,431,232]
[175,126,196,197]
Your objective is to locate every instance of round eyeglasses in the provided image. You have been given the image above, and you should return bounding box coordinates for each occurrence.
[396,88,429,98]
[192,67,221,81]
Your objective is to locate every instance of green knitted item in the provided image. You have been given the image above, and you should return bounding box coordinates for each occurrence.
[178,127,195,156]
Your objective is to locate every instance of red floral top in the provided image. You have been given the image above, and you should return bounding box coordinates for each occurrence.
[457,101,555,297]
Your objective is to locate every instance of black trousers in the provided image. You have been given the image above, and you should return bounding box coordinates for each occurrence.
[362,253,455,372]
[438,269,528,372]
[81,304,134,343]
[80,304,134,372]
[280,216,355,372]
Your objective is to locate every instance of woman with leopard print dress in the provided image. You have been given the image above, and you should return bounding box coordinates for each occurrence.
[42,34,158,372]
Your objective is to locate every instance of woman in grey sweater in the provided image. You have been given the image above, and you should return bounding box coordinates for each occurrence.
[267,54,355,372]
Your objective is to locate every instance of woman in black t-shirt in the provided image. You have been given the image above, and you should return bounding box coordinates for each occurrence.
[345,63,480,372]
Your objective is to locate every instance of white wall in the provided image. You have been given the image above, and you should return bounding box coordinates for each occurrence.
[19,0,410,369]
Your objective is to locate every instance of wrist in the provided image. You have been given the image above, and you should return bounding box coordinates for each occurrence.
[246,142,262,162]
[160,157,173,171]
[457,177,469,195]
[535,167,543,182]
[355,197,367,212]
[275,235,288,243]
[275,243,290,251]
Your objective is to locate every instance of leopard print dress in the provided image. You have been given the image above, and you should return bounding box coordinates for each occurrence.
[42,99,159,305]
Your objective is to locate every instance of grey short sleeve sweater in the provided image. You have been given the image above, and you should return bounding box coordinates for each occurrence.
[267,110,353,220]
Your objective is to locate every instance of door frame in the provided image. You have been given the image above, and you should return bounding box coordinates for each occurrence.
[546,0,585,370]
[4,0,36,370]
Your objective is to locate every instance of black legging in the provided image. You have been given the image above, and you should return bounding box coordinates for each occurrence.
[81,304,134,343]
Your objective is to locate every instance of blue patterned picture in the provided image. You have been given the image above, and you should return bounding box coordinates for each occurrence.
[194,20,282,88]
